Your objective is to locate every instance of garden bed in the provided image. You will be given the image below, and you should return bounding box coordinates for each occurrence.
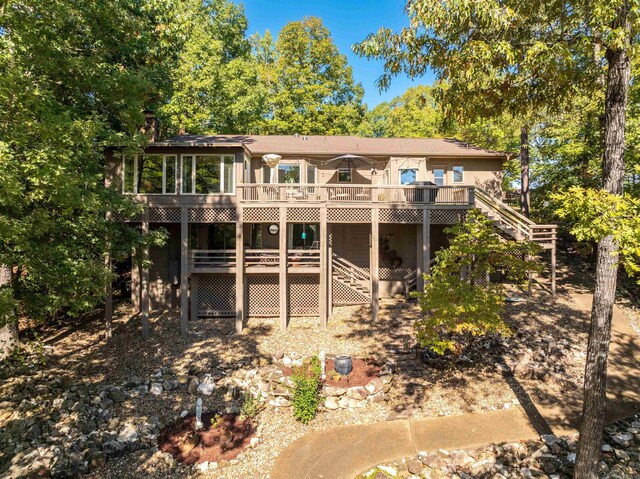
[158,413,255,465]
[281,357,382,387]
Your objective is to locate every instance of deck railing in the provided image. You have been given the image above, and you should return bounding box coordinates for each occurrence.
[287,249,320,268]
[237,184,473,205]
[189,250,236,269]
[245,249,279,267]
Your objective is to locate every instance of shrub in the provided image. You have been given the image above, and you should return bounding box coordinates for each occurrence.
[240,392,260,420]
[291,356,321,424]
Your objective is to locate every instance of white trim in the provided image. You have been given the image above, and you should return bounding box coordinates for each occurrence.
[180,154,236,195]
[431,165,447,186]
[398,167,418,185]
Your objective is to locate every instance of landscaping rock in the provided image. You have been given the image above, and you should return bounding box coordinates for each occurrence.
[346,386,369,400]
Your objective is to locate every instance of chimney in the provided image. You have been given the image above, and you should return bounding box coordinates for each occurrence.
[142,109,159,142]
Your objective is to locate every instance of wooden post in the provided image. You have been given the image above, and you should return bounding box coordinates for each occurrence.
[319,206,328,328]
[235,208,245,333]
[141,208,150,338]
[416,222,423,292]
[551,240,557,297]
[279,206,288,330]
[328,230,333,316]
[371,208,380,321]
[180,207,189,335]
[423,209,431,280]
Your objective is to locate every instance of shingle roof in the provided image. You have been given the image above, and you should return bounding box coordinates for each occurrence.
[150,134,510,158]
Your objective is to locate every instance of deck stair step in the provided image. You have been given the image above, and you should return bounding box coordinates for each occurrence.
[331,254,371,299]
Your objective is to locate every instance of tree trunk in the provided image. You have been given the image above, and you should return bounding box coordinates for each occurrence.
[520,125,531,217]
[574,5,630,478]
[0,265,18,360]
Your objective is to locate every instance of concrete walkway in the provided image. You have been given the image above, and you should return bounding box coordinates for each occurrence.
[270,408,538,479]
[271,293,640,479]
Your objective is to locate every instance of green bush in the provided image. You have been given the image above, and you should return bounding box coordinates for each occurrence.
[292,356,321,424]
[240,392,260,420]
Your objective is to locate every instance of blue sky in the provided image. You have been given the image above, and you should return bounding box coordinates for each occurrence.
[242,0,435,107]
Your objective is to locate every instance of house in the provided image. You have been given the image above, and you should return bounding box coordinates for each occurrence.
[105,133,556,334]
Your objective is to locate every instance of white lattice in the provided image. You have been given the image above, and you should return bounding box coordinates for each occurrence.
[379,208,422,223]
[189,208,236,223]
[430,210,466,224]
[197,274,235,316]
[288,275,319,315]
[332,279,370,305]
[247,274,279,316]
[149,207,181,223]
[327,208,372,223]
[287,208,321,222]
[243,207,280,223]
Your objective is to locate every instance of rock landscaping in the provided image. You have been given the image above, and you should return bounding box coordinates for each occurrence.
[357,412,640,479]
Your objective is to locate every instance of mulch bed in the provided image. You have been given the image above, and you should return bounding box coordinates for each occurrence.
[158,413,255,465]
[281,357,381,387]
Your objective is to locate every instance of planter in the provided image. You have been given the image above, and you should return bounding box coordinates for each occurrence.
[334,355,353,376]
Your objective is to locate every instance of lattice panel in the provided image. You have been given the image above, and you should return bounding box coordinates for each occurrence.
[287,208,320,223]
[379,267,413,281]
[332,280,370,305]
[288,275,319,315]
[430,210,466,224]
[327,208,372,223]
[247,274,279,316]
[149,207,181,223]
[243,208,279,223]
[189,208,236,223]
[379,209,422,224]
[197,274,235,316]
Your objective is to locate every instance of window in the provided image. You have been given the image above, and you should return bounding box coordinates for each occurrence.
[432,167,446,186]
[206,224,236,250]
[289,223,318,249]
[399,168,417,185]
[278,164,300,183]
[337,168,351,183]
[262,165,272,184]
[452,166,464,183]
[306,164,316,184]
[123,154,177,194]
[182,154,235,194]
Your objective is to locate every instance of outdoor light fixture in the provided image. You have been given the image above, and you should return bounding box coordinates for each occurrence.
[262,153,281,168]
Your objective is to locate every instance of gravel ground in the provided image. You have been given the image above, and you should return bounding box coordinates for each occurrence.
[3,263,610,478]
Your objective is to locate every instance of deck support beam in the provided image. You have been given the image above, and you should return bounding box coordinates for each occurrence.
[328,230,333,317]
[235,208,245,333]
[551,241,557,296]
[319,206,328,328]
[422,209,431,288]
[416,223,423,292]
[279,206,288,331]
[371,208,380,321]
[180,207,189,335]
[140,208,150,338]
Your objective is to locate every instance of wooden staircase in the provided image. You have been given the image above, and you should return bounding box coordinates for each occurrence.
[474,188,557,294]
[332,254,370,300]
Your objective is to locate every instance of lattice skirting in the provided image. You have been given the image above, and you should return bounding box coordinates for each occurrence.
[379,267,413,281]
[189,208,236,222]
[332,279,370,305]
[148,207,181,223]
[431,209,466,224]
[243,207,280,223]
[327,208,372,223]
[196,274,235,317]
[247,274,279,316]
[287,208,320,222]
[379,208,422,223]
[288,275,319,315]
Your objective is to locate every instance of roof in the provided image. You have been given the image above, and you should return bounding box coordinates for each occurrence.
[149,134,510,158]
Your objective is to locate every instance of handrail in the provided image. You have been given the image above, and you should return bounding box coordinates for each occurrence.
[332,253,369,282]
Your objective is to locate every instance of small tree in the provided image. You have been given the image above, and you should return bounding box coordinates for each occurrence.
[415,209,541,355]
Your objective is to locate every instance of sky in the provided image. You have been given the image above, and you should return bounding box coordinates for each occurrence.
[242,0,436,107]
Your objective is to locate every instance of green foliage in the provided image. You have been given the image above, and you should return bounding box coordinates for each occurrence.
[0,0,169,319]
[254,17,365,135]
[159,0,266,134]
[553,187,640,278]
[415,210,542,355]
[240,392,261,420]
[291,355,322,424]
[0,288,16,329]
